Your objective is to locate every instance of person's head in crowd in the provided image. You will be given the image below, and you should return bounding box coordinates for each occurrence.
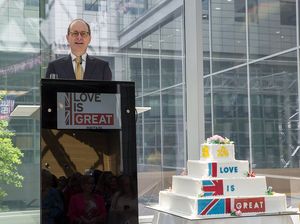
[68,172,82,193]
[66,19,91,57]
[92,169,103,184]
[118,175,136,197]
[80,175,95,195]
[103,174,118,193]
[84,168,93,176]
[94,176,105,195]
[57,176,68,191]
[41,169,54,190]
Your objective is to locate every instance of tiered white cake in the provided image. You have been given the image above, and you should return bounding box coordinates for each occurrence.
[158,135,287,217]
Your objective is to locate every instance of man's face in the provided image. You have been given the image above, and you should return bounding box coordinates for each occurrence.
[66,21,91,56]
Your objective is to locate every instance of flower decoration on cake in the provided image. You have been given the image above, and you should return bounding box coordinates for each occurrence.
[247,171,256,177]
[231,209,242,217]
[197,193,204,198]
[206,135,233,144]
[217,146,229,157]
[266,186,274,195]
[201,145,210,158]
[180,168,187,176]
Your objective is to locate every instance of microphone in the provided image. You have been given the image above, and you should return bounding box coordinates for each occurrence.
[80,56,82,65]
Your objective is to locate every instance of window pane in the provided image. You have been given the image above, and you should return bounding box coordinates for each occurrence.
[143,58,160,93]
[280,0,296,25]
[85,0,98,11]
[212,66,249,160]
[202,0,210,75]
[161,58,182,88]
[249,0,296,60]
[143,93,161,166]
[204,77,212,137]
[161,16,183,56]
[211,0,247,72]
[162,86,185,168]
[143,30,160,55]
[250,51,298,168]
[0,0,40,214]
[0,0,187,222]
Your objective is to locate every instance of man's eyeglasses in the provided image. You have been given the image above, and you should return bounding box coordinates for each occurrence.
[69,31,90,38]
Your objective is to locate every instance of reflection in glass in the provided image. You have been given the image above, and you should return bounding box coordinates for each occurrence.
[143,58,160,93]
[119,0,162,30]
[211,0,247,72]
[249,0,296,60]
[143,93,161,166]
[161,16,183,56]
[250,51,298,168]
[0,0,186,221]
[204,77,212,137]
[128,40,142,96]
[202,0,210,75]
[136,97,143,164]
[130,57,142,95]
[41,130,122,177]
[41,129,138,223]
[212,66,249,160]
[0,0,41,213]
[162,87,185,168]
[161,59,182,88]
[143,30,160,55]
[161,15,183,87]
[40,80,138,223]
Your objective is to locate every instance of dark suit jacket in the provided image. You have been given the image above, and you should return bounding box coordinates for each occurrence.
[45,55,112,80]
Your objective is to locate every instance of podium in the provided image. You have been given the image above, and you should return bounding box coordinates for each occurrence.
[40,79,138,223]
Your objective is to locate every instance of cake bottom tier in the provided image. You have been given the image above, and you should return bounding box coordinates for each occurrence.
[159,191,287,217]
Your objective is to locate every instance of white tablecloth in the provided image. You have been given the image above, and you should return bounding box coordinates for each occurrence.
[152,211,300,224]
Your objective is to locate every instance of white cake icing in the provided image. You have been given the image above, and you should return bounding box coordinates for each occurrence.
[172,176,267,197]
[188,160,249,178]
[157,135,289,217]
[201,143,235,162]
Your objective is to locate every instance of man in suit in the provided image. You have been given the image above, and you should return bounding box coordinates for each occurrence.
[46,19,112,80]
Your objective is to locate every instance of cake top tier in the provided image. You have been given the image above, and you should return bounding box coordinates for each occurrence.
[201,135,235,162]
[206,135,233,145]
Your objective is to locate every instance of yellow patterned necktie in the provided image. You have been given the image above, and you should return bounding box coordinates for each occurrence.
[75,56,83,80]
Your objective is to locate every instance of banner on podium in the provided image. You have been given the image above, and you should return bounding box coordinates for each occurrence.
[57,92,121,129]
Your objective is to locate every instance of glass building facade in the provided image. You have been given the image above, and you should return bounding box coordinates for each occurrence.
[0,0,299,223]
[203,0,300,210]
[203,0,300,168]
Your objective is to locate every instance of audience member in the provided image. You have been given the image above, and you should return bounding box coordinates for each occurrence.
[68,175,106,224]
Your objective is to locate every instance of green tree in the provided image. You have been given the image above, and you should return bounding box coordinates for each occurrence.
[0,93,23,204]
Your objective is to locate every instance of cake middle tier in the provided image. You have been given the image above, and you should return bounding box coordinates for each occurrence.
[172,176,267,197]
[187,160,249,178]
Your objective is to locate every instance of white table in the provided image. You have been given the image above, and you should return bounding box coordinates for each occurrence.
[150,207,300,224]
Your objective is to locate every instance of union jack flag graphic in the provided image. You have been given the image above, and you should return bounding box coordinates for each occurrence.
[0,95,15,120]
[202,180,224,196]
[64,93,72,125]
[208,162,217,177]
[198,198,231,215]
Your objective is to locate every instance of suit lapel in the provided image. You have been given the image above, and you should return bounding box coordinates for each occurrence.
[63,55,76,79]
[84,55,96,79]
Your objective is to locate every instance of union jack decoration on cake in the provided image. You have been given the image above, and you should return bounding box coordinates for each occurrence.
[202,180,224,196]
[198,198,231,215]
[208,162,217,177]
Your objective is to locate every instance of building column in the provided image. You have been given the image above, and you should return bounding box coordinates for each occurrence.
[185,0,204,159]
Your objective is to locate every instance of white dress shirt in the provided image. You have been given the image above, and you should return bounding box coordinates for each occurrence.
[70,52,87,75]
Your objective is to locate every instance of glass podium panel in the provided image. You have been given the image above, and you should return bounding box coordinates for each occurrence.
[40,79,138,224]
